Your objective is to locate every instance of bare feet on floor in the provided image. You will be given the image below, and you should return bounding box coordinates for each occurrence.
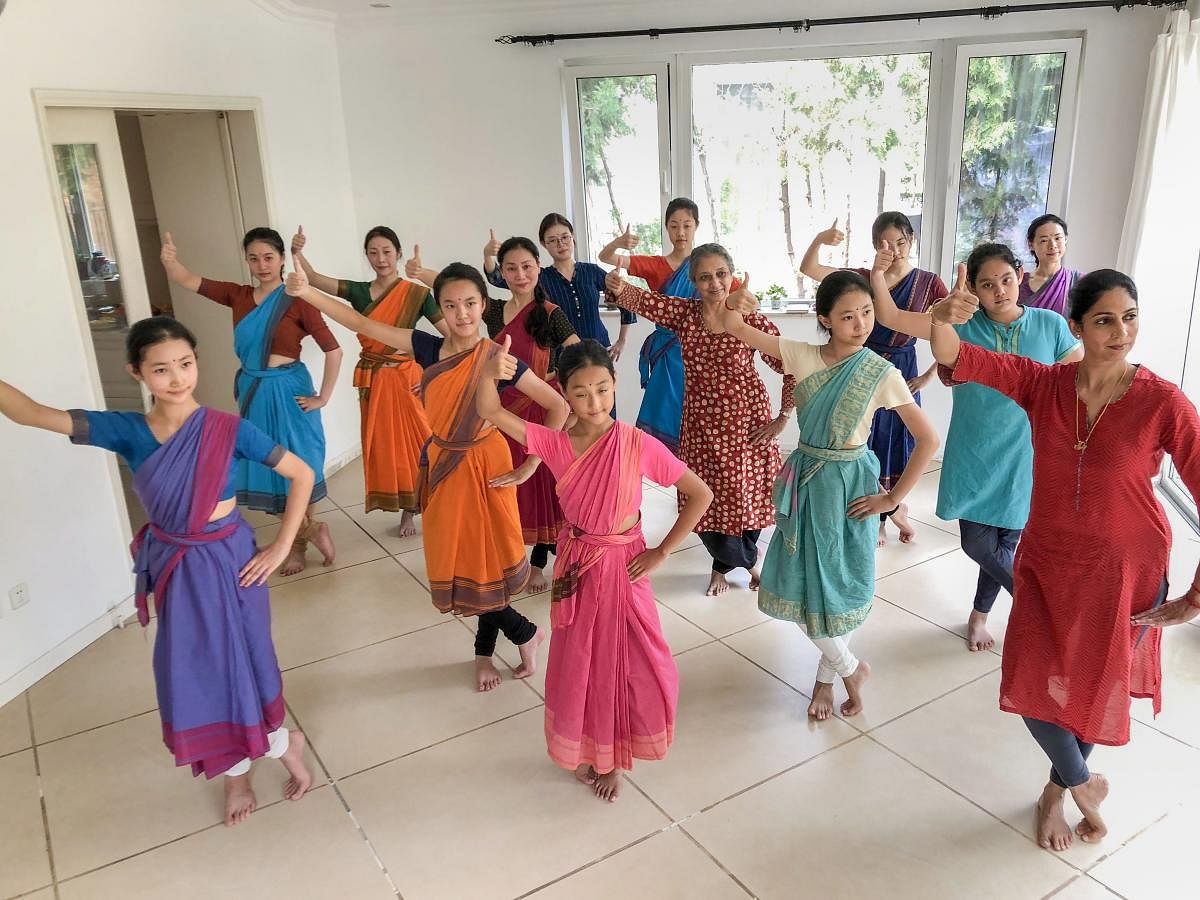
[966,609,996,652]
[310,520,336,567]
[279,544,307,577]
[396,509,418,538]
[223,773,257,827]
[1070,773,1110,844]
[593,769,622,802]
[892,502,916,543]
[808,680,835,721]
[513,628,545,679]
[527,567,548,594]
[280,731,313,801]
[840,659,871,717]
[1036,783,1073,851]
[475,656,502,692]
[706,571,730,596]
[574,764,598,786]
[749,566,762,591]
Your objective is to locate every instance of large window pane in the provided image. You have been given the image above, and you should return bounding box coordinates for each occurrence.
[953,52,1066,266]
[691,54,931,299]
[576,74,664,261]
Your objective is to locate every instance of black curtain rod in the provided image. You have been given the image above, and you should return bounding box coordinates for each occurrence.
[496,1,1180,46]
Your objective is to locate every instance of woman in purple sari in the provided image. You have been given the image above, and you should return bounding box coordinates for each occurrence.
[1019,214,1081,318]
[0,317,315,828]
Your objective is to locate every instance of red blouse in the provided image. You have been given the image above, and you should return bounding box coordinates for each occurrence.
[197,279,339,359]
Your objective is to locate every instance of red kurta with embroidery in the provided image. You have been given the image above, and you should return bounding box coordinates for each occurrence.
[613,284,795,535]
[953,342,1200,745]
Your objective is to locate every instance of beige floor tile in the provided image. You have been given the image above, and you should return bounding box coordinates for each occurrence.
[0,693,31,758]
[526,828,747,899]
[323,460,367,508]
[1130,621,1200,748]
[1088,802,1200,900]
[685,737,1074,900]
[57,786,393,900]
[270,556,443,670]
[258,507,388,587]
[875,548,1011,655]
[395,545,429,588]
[625,642,857,818]
[641,487,702,552]
[898,469,959,536]
[0,750,52,898]
[283,621,541,778]
[871,670,1200,870]
[874,528,961,579]
[14,889,55,900]
[341,501,425,556]
[1049,876,1124,899]
[30,621,159,743]
[723,599,999,729]
[242,495,336,529]
[653,545,770,638]
[338,708,669,900]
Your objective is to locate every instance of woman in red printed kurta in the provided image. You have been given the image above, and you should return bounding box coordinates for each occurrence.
[607,244,795,596]
[930,267,1200,853]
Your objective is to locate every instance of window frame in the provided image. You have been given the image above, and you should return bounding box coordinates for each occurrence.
[1161,252,1200,533]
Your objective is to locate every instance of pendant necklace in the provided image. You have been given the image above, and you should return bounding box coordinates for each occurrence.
[1072,364,1132,511]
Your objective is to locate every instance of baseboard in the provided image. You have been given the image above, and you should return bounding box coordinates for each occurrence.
[324,443,362,480]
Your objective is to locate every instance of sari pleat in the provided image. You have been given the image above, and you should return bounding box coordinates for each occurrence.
[635,263,693,455]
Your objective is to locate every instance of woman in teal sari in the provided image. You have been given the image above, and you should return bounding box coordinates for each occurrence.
[161,228,342,576]
[721,271,938,721]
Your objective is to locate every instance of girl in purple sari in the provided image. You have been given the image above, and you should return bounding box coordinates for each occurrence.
[1019,214,1081,318]
[0,318,315,828]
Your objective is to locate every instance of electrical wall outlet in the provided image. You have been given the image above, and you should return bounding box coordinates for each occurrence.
[9,583,30,611]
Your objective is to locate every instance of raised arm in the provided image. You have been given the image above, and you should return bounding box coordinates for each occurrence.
[289,226,340,295]
[870,241,932,340]
[483,229,501,276]
[285,267,414,354]
[475,336,531,446]
[604,269,689,331]
[403,244,440,287]
[159,232,202,293]
[799,219,845,283]
[0,379,73,434]
[929,265,979,367]
[597,223,639,266]
[719,281,782,361]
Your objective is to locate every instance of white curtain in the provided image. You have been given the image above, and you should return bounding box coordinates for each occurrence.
[1117,11,1200,384]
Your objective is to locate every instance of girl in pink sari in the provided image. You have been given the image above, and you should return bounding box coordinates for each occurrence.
[477,339,713,802]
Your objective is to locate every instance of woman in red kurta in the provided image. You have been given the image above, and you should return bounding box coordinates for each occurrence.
[607,245,796,597]
[930,267,1200,853]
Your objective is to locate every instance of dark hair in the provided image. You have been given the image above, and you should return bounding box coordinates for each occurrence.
[814,270,872,335]
[688,242,735,282]
[126,315,198,368]
[557,339,614,388]
[498,236,555,348]
[871,211,915,248]
[538,213,574,243]
[432,262,490,307]
[965,242,1022,285]
[242,226,286,281]
[664,197,700,227]
[1069,269,1137,323]
[1026,214,1069,266]
[363,225,401,255]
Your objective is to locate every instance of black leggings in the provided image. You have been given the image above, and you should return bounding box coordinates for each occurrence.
[699,530,761,575]
[531,543,557,570]
[474,607,537,657]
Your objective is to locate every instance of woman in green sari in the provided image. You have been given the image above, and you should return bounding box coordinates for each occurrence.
[721,271,938,720]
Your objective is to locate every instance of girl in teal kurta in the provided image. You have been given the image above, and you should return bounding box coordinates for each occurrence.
[870,243,1081,653]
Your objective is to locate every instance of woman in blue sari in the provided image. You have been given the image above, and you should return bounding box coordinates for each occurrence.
[721,271,938,721]
[599,197,704,455]
[161,228,342,576]
[801,212,948,545]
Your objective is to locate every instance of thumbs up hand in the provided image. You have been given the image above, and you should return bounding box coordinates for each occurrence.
[483,334,517,382]
[725,271,758,315]
[290,225,306,256]
[817,218,845,247]
[605,266,629,297]
[931,264,979,326]
[872,239,897,275]
[405,243,424,280]
[616,222,639,251]
[285,263,309,297]
[160,231,178,265]
[484,229,502,261]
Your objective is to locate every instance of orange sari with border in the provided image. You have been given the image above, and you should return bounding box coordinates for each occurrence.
[417,339,530,616]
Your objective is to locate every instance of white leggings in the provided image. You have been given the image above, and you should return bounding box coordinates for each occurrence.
[808,630,859,684]
[222,727,289,778]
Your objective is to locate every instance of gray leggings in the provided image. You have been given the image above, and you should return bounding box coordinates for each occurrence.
[1023,717,1095,788]
[959,520,1021,614]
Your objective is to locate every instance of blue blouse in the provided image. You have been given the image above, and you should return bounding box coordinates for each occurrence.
[487,261,634,347]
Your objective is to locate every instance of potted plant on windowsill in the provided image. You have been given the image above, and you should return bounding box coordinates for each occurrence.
[756,283,788,312]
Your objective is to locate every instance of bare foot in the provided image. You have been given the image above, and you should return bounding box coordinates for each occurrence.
[749,566,762,591]
[574,764,598,786]
[892,503,916,543]
[1070,773,1110,844]
[877,519,887,548]
[223,773,257,826]
[966,610,996,652]
[1036,783,1073,851]
[310,520,336,567]
[279,544,307,577]
[808,681,835,721]
[396,509,418,538]
[280,731,312,801]
[593,769,622,802]
[705,571,730,596]
[513,628,545,679]
[840,659,871,717]
[475,656,502,692]
[527,567,548,594]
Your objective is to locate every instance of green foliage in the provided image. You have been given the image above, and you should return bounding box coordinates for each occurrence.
[578,76,656,231]
[719,177,738,235]
[632,222,662,254]
[756,283,789,307]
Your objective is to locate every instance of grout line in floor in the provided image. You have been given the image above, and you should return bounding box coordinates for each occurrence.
[509,827,669,900]
[676,824,759,898]
[24,692,61,900]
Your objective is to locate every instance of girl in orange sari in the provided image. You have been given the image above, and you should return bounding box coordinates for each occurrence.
[287,261,571,692]
[477,340,712,802]
[292,226,450,535]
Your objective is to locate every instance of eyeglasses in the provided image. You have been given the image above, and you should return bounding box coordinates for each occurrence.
[544,236,573,246]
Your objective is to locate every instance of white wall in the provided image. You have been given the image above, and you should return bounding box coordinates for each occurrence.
[0,0,362,704]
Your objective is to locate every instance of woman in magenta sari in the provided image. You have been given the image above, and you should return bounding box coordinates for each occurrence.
[1019,214,1081,318]
[477,339,712,801]
[0,318,314,828]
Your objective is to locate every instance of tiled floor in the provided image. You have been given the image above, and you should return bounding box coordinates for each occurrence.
[3,463,1200,899]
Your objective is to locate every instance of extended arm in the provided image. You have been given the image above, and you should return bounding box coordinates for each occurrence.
[799,219,845,283]
[289,227,340,295]
[0,379,73,434]
[159,232,202,293]
[286,269,414,353]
